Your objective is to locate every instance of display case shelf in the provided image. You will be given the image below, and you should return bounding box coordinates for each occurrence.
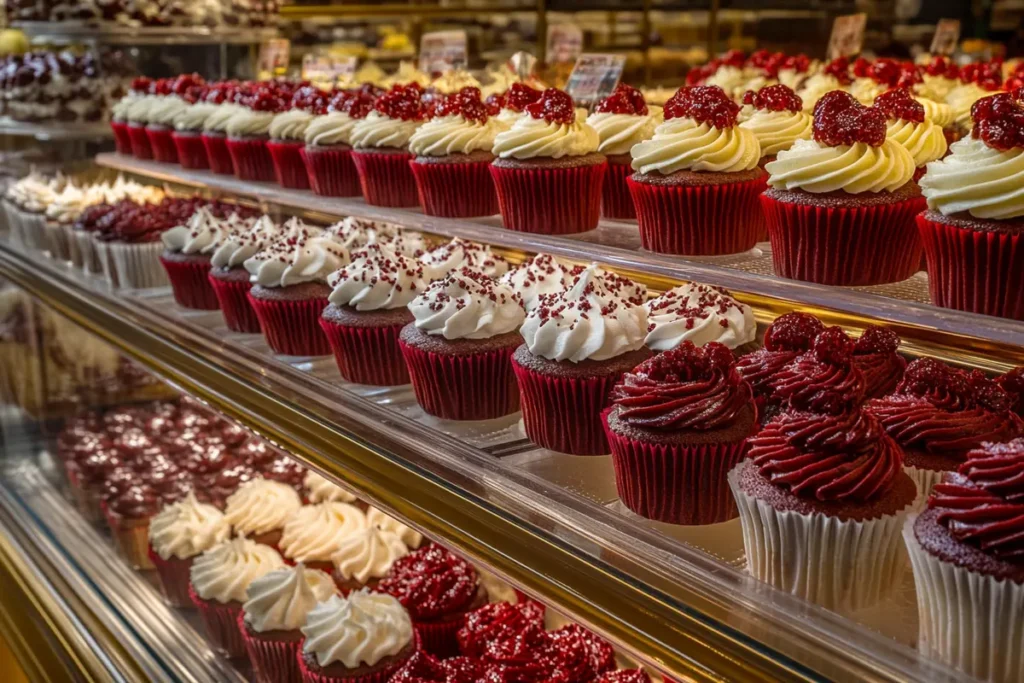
[13,22,279,46]
[0,118,114,141]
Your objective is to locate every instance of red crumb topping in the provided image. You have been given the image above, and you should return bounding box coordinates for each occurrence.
[812,91,887,147]
[524,88,576,125]
[594,671,652,683]
[873,87,925,123]
[867,58,901,87]
[741,84,802,113]
[504,83,543,113]
[925,56,959,79]
[594,83,649,116]
[822,57,853,86]
[433,86,490,122]
[378,544,479,620]
[457,601,546,657]
[374,83,426,121]
[664,85,740,128]
[763,312,825,352]
[971,91,1024,151]
[855,326,901,355]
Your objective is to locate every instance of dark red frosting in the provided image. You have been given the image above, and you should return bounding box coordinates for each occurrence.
[545,624,616,683]
[664,85,740,128]
[929,438,1024,562]
[999,367,1024,417]
[524,88,575,125]
[865,359,1023,456]
[736,313,825,398]
[392,651,506,683]
[769,327,866,415]
[812,91,887,147]
[741,84,802,113]
[378,544,479,620]
[611,342,752,431]
[457,600,546,658]
[852,326,906,399]
[107,484,162,519]
[594,672,652,683]
[594,83,648,116]
[483,626,563,683]
[748,409,903,503]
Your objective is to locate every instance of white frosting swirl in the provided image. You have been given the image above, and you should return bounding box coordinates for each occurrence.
[327,243,426,311]
[499,254,575,311]
[520,264,648,363]
[408,114,504,156]
[886,118,948,167]
[920,136,1024,220]
[419,238,509,280]
[916,74,958,102]
[161,206,222,255]
[331,527,409,584]
[211,215,276,269]
[270,109,314,141]
[585,112,659,156]
[946,83,992,131]
[492,114,599,160]
[739,109,813,157]
[148,493,230,561]
[431,70,482,93]
[243,565,337,632]
[350,111,423,149]
[704,65,746,94]
[631,118,760,174]
[203,103,246,133]
[279,503,369,564]
[409,268,524,340]
[301,591,413,669]
[225,108,275,138]
[915,96,954,128]
[190,537,285,604]
[44,184,93,224]
[644,284,756,352]
[125,94,160,124]
[365,508,423,548]
[224,479,303,536]
[174,102,218,132]
[849,78,887,105]
[304,471,358,504]
[324,216,427,258]
[797,74,846,113]
[244,218,349,288]
[765,138,915,193]
[305,112,358,147]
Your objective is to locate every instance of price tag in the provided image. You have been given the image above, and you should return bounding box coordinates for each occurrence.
[258,38,291,79]
[302,54,358,85]
[826,13,867,60]
[930,19,961,55]
[565,54,626,105]
[546,24,583,64]
[419,30,468,74]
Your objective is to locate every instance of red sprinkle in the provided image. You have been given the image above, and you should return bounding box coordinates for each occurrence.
[664,85,740,128]
[812,91,887,147]
[873,87,925,123]
[524,88,576,125]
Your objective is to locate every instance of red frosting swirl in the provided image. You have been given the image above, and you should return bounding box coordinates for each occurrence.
[378,544,479,620]
[392,651,506,683]
[748,409,903,502]
[999,367,1024,418]
[769,328,866,415]
[611,342,752,431]
[738,312,825,398]
[457,601,546,658]
[929,438,1024,562]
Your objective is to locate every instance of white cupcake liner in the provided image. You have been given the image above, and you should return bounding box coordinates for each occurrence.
[63,224,83,268]
[42,221,71,262]
[728,465,911,612]
[76,231,102,274]
[905,465,946,510]
[0,199,14,236]
[16,209,47,252]
[107,241,167,290]
[93,239,119,287]
[904,517,1024,683]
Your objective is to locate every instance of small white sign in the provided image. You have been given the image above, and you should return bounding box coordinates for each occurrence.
[419,30,468,74]
[566,54,627,105]
[826,13,867,60]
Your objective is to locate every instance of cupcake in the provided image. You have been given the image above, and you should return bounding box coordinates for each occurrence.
[399,268,524,421]
[738,84,812,165]
[202,90,248,175]
[110,79,143,154]
[350,84,426,207]
[408,86,503,217]
[875,88,948,181]
[629,86,764,255]
[160,206,224,310]
[585,83,660,219]
[145,77,196,164]
[147,492,230,608]
[852,326,906,399]
[366,507,423,549]
[302,86,378,197]
[730,402,916,611]
[225,89,282,182]
[481,622,615,683]
[905,439,1024,683]
[299,590,418,683]
[124,84,160,159]
[865,358,1022,498]
[644,283,757,355]
[498,253,576,311]
[240,564,337,683]
[916,56,959,103]
[268,87,328,189]
[278,502,368,572]
[320,243,426,386]
[418,237,509,280]
[762,91,921,285]
[605,342,757,524]
[304,470,361,506]
[189,537,285,657]
[244,219,349,356]
[455,600,545,657]
[390,651,505,683]
[92,199,180,290]
[172,82,225,169]
[208,214,277,333]
[331,526,410,594]
[917,91,1024,320]
[378,544,486,656]
[513,264,651,455]
[224,478,303,549]
[490,87,605,234]
[103,483,164,569]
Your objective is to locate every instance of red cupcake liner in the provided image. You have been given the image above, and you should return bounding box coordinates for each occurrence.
[414,618,462,658]
[172,131,210,170]
[511,359,620,455]
[409,159,499,218]
[300,146,361,197]
[189,585,245,658]
[489,162,606,235]
[628,175,764,255]
[202,133,236,175]
[238,611,302,683]
[268,140,312,190]
[227,137,276,182]
[761,193,926,286]
[351,150,420,207]
[146,126,179,164]
[916,213,1024,321]
[209,273,262,333]
[604,413,750,525]
[127,123,153,160]
[398,341,519,421]
[147,546,194,608]
[751,172,769,242]
[160,256,220,310]
[247,293,331,356]
[319,318,410,386]
[111,120,132,154]
[601,161,636,220]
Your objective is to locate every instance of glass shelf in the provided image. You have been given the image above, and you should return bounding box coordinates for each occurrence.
[0,118,114,141]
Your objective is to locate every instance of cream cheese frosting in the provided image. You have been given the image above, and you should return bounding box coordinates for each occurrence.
[916,73,958,102]
[174,102,217,132]
[365,508,423,549]
[919,136,1024,220]
[301,591,413,669]
[225,108,275,138]
[946,82,993,131]
[243,218,349,288]
[350,111,423,149]
[305,112,358,147]
[797,73,846,113]
[331,527,410,584]
[498,254,575,311]
[849,78,887,105]
[915,96,954,129]
[148,493,230,561]
[739,108,813,157]
[325,216,428,258]
[304,471,358,504]
[148,96,190,127]
[519,264,647,363]
[211,214,275,269]
[644,283,756,351]
[270,109,315,140]
[408,114,504,156]
[631,117,760,174]
[203,103,246,133]
[161,206,222,255]
[224,478,303,537]
[327,243,426,311]
[765,137,915,193]
[419,238,509,280]
[190,537,285,604]
[243,564,337,632]
[492,114,599,160]
[885,118,948,167]
[585,110,661,156]
[125,94,160,124]
[409,267,524,340]
[279,502,369,564]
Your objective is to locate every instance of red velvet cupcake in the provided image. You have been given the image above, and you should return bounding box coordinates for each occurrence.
[865,358,1023,499]
[765,326,867,419]
[103,483,163,569]
[481,622,615,683]
[268,87,330,190]
[208,214,279,333]
[302,85,381,197]
[350,84,426,207]
[378,544,487,657]
[201,97,249,175]
[170,81,234,170]
[604,342,757,525]
[629,86,765,255]
[225,89,281,182]
[490,88,606,234]
[762,91,922,285]
[391,651,506,683]
[147,493,230,608]
[159,206,223,310]
[399,268,524,421]
[852,326,906,398]
[456,600,546,658]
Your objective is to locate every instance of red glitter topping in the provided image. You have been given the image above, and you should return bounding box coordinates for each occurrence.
[855,326,901,355]
[720,49,746,68]
[392,652,506,683]
[504,83,543,113]
[763,312,825,352]
[970,91,1024,151]
[594,83,649,116]
[742,84,802,113]
[822,57,853,86]
[781,54,811,74]
[378,544,479,620]
[524,88,576,125]
[457,601,546,658]
[545,624,616,683]
[375,83,426,121]
[999,367,1024,417]
[867,58,901,87]
[852,57,872,79]
[812,91,887,147]
[853,326,906,399]
[484,93,503,115]
[664,85,740,128]
[594,671,652,683]
[873,87,925,123]
[433,86,490,122]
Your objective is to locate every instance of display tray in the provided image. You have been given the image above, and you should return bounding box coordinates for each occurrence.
[0,226,997,683]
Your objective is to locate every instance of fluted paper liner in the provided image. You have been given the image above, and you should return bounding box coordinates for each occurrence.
[247,293,332,356]
[238,611,303,683]
[209,273,261,333]
[904,518,1024,683]
[300,146,361,197]
[147,546,194,608]
[111,121,132,154]
[172,132,210,170]
[489,162,606,235]
[146,127,180,164]
[728,465,910,612]
[127,123,153,160]
[77,231,102,274]
[202,133,236,175]
[412,618,461,658]
[296,633,418,683]
[64,224,83,267]
[268,140,312,190]
[227,137,276,182]
[189,584,246,658]
[104,510,154,569]
[351,150,420,207]
[108,242,168,289]
[904,465,945,510]
[319,318,410,386]
[42,221,70,261]
[601,161,636,220]
[160,256,220,309]
[409,159,499,218]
